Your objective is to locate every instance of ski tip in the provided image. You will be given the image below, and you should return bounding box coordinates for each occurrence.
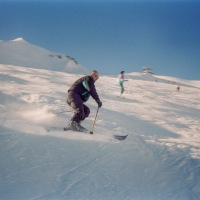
[113,135,128,140]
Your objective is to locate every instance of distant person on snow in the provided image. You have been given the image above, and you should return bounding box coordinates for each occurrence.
[117,71,128,95]
[66,70,102,132]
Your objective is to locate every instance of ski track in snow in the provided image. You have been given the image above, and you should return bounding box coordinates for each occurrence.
[0,64,200,200]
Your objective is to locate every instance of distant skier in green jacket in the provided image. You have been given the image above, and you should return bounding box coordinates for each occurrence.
[117,71,128,95]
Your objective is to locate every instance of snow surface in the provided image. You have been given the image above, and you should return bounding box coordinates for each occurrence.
[0,64,200,200]
[0,39,200,200]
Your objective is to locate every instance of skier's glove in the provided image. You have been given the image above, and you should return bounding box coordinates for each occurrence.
[97,101,102,108]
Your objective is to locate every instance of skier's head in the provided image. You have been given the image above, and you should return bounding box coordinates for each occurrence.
[120,71,125,74]
[91,70,100,82]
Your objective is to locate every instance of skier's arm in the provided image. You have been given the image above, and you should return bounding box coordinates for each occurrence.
[86,77,102,107]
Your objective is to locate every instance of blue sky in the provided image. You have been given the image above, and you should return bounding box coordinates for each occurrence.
[0,0,200,80]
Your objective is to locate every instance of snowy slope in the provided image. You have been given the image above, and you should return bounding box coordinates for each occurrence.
[0,64,200,200]
[0,38,88,74]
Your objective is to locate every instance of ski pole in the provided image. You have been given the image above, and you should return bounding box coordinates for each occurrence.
[89,106,99,135]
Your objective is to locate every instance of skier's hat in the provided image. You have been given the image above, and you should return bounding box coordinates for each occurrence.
[120,71,125,74]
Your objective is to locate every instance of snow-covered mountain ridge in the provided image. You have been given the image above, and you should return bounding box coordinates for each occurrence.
[0,38,88,74]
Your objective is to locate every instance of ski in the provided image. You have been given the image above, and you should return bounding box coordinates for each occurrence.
[63,127,88,133]
[46,126,87,133]
[113,134,128,140]
[64,127,128,140]
[46,127,128,141]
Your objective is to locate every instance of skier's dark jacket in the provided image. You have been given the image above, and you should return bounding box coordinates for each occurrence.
[68,75,101,103]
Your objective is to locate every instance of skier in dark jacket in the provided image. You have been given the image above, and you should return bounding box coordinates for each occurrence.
[66,70,102,131]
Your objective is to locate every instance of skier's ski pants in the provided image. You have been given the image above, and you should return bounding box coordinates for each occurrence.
[67,91,90,123]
